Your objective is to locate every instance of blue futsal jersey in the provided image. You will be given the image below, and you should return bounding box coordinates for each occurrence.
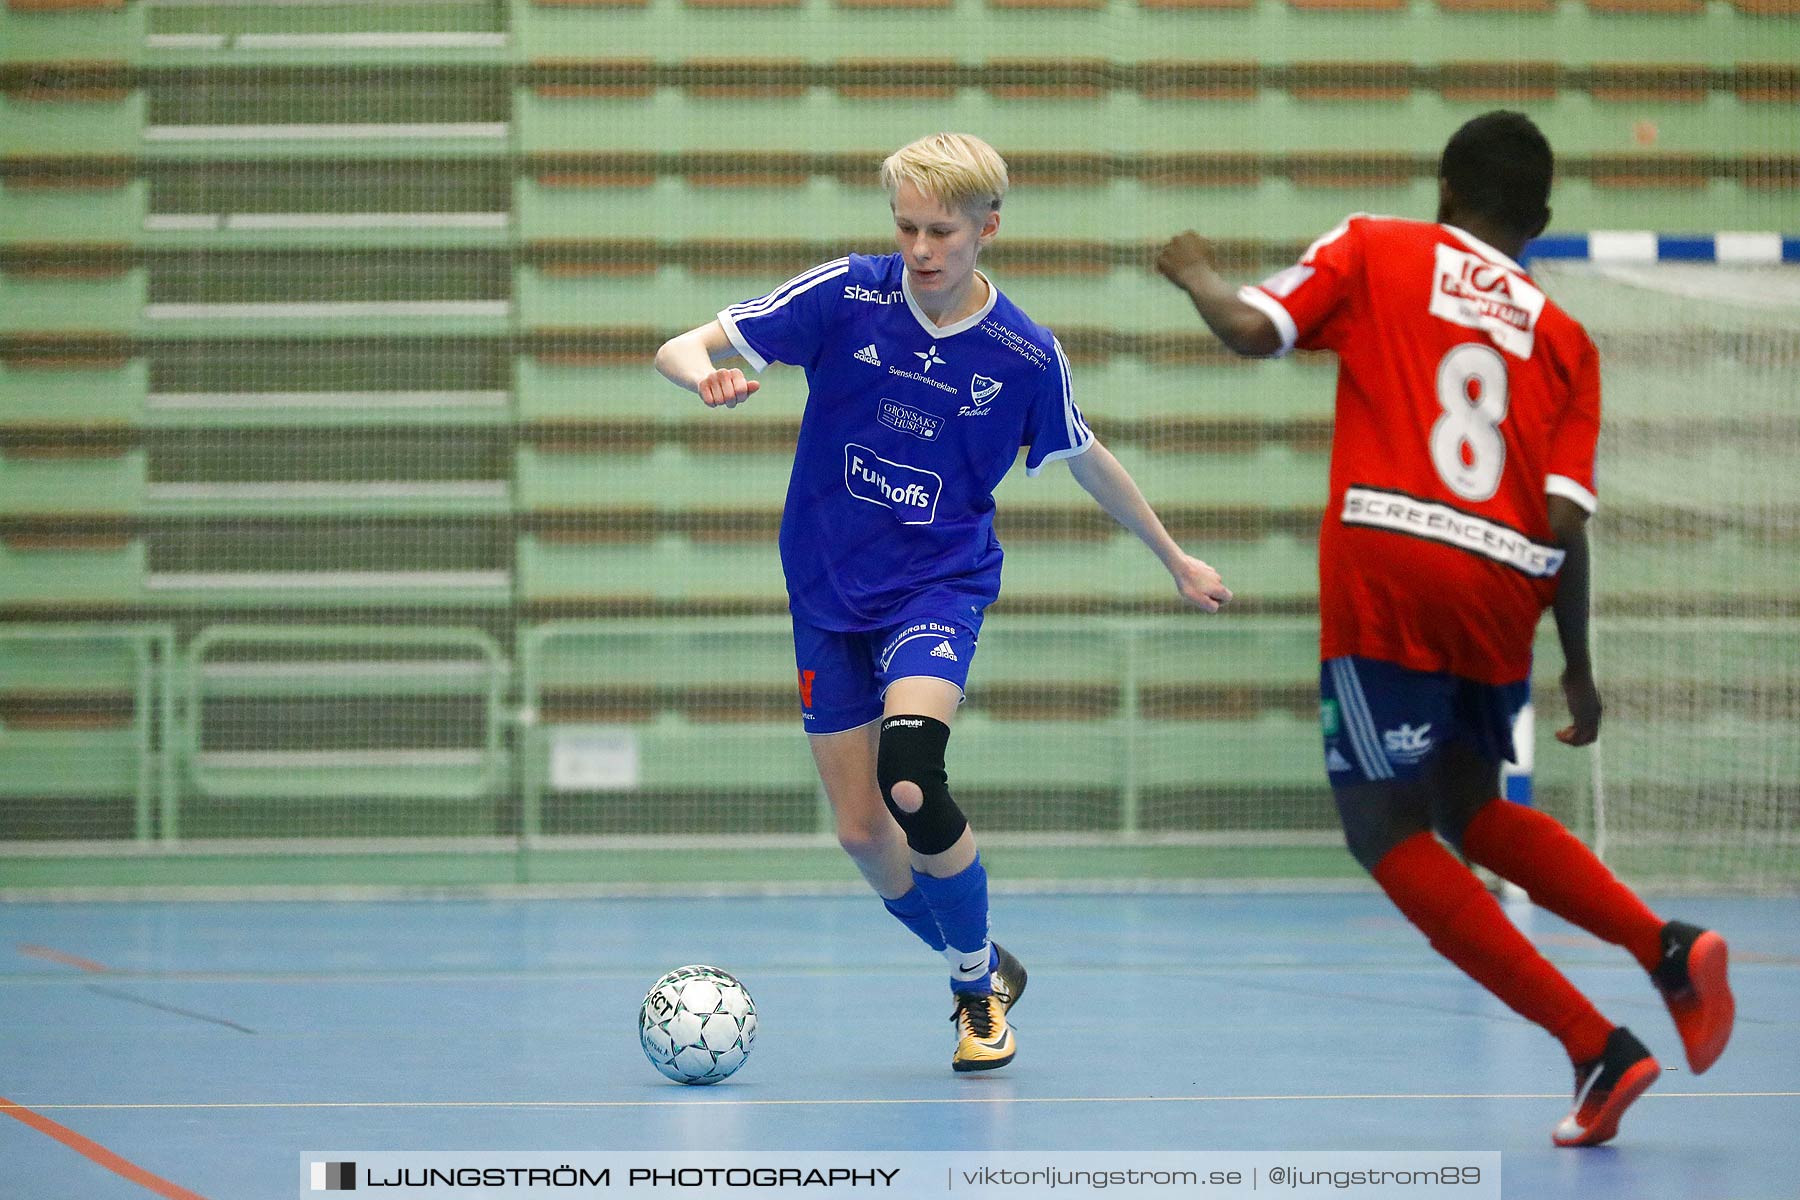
[718,253,1093,631]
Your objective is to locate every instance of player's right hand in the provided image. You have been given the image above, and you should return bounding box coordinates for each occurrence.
[1155,231,1217,290]
[697,368,759,409]
[1556,668,1602,746]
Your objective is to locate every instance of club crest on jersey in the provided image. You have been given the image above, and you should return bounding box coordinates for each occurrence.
[1429,245,1546,359]
[958,374,1003,416]
[844,443,942,525]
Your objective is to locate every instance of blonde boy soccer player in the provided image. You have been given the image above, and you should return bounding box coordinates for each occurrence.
[658,133,1233,1072]
[1155,111,1733,1144]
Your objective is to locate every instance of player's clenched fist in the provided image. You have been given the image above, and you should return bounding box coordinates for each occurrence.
[697,368,759,409]
[1155,231,1218,289]
[1169,554,1233,613]
[1557,667,1603,746]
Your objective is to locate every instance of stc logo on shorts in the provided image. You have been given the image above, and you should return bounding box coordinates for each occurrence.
[1382,722,1434,764]
[844,444,941,525]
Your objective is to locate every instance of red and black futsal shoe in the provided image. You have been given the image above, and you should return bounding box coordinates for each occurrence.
[1651,921,1735,1075]
[1553,1027,1661,1148]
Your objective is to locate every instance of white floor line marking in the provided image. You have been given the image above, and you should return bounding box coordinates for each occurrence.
[21,1093,1800,1112]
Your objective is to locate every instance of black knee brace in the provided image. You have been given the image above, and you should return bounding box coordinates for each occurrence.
[877,714,967,856]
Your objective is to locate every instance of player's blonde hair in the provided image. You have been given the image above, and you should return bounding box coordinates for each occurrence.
[880,133,1008,218]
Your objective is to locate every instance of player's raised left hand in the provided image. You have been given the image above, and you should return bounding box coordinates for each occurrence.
[1168,553,1232,613]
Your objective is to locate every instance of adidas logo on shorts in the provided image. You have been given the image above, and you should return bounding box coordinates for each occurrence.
[930,640,958,662]
[854,344,882,366]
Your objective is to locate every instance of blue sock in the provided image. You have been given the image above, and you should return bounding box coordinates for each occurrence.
[913,856,992,994]
[882,886,947,952]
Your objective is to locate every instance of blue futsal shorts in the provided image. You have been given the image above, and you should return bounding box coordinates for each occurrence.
[792,595,984,735]
[1319,655,1529,787]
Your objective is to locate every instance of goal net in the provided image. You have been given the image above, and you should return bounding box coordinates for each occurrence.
[1528,251,1800,892]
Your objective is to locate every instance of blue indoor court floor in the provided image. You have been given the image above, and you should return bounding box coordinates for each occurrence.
[1,891,1795,1200]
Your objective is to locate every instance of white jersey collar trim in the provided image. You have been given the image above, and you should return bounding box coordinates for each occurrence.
[1443,224,1529,276]
[901,267,998,339]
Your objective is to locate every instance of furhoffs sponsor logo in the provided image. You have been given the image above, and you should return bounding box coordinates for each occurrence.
[844,444,941,525]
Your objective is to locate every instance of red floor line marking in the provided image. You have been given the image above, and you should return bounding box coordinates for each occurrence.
[0,1096,212,1200]
[18,944,111,973]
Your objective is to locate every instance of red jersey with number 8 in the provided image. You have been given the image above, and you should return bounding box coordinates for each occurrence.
[1241,215,1602,684]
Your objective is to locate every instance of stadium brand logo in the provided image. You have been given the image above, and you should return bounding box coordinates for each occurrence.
[311,1162,356,1191]
[879,399,943,442]
[1383,723,1434,763]
[1428,245,1546,358]
[958,374,1003,416]
[854,343,882,367]
[844,443,942,525]
[844,284,903,305]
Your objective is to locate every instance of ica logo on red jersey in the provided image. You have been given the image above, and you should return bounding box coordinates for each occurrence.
[1428,244,1547,359]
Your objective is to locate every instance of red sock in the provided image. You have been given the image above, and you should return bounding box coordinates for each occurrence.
[1461,799,1664,972]
[1372,832,1614,1065]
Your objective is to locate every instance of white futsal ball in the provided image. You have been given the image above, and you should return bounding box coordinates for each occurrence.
[638,965,757,1085]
